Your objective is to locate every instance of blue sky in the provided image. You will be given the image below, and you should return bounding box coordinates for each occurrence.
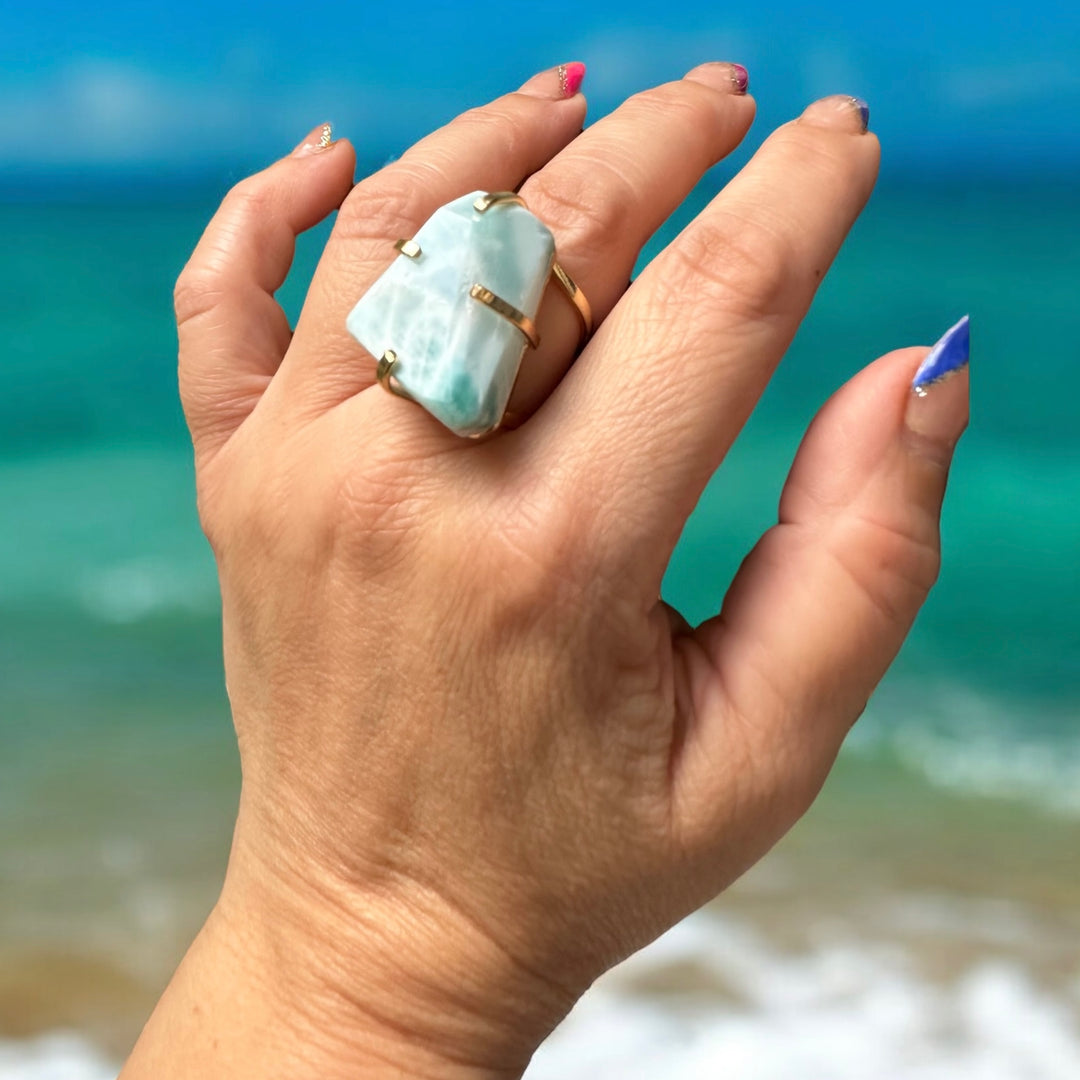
[3,0,1078,183]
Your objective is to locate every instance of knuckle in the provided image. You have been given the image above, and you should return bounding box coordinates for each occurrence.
[335,164,435,244]
[224,173,274,217]
[214,176,278,249]
[842,513,942,625]
[526,160,634,256]
[174,177,272,325]
[172,260,236,326]
[631,80,724,135]
[666,211,798,321]
[451,100,528,160]
[173,266,223,326]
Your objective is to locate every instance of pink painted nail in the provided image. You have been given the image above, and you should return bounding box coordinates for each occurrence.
[731,63,750,93]
[558,62,586,98]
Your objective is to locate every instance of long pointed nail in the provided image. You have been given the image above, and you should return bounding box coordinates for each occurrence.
[912,315,970,393]
[906,316,970,451]
[292,122,334,157]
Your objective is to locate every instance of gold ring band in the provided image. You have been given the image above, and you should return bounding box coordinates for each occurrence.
[473,191,592,345]
[550,260,593,340]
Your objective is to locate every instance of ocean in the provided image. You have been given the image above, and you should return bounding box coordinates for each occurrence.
[1,177,1079,1078]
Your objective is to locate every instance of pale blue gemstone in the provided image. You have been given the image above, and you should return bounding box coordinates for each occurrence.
[346,191,556,437]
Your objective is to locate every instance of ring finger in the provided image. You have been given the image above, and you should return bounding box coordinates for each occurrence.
[276,63,588,415]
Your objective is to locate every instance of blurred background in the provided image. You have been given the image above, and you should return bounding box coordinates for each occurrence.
[2,1,1078,1077]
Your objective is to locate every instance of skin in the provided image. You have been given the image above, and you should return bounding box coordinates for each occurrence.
[121,62,969,1079]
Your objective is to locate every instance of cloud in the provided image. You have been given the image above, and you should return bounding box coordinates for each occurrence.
[0,60,250,165]
[3,40,1079,177]
[0,58,416,169]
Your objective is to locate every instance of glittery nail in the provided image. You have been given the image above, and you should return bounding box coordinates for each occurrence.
[851,97,870,132]
[905,316,970,453]
[293,122,335,157]
[557,62,586,98]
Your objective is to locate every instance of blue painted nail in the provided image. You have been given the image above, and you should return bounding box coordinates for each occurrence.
[912,315,970,394]
[851,97,870,132]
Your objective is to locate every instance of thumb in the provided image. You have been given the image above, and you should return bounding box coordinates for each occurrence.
[673,318,969,844]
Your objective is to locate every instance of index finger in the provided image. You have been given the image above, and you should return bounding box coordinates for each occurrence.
[527,95,880,584]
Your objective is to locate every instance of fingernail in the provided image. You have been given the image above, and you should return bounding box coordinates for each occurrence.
[519,62,586,101]
[292,122,334,157]
[800,94,870,133]
[905,315,971,450]
[851,97,870,132]
[558,61,587,98]
[684,62,750,95]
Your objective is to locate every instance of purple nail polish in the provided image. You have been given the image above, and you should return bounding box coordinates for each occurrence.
[851,97,870,132]
[731,64,750,94]
[912,315,970,395]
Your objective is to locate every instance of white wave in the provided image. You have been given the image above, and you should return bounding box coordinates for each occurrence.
[891,725,1080,817]
[7,911,1077,1080]
[0,1033,115,1080]
[849,681,1080,818]
[528,912,1080,1080]
[77,557,218,623]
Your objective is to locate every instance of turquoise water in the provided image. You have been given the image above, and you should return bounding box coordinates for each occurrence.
[3,181,1076,741]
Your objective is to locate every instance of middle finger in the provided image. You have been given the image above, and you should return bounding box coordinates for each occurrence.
[503,61,755,425]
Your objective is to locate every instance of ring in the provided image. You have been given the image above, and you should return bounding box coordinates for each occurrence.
[346,190,592,438]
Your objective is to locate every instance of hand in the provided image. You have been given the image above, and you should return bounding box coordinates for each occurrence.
[124,63,967,1079]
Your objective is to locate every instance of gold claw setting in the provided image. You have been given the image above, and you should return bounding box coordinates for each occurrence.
[353,189,594,438]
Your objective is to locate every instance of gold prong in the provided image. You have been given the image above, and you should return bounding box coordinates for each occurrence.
[473,191,526,213]
[469,284,540,348]
[550,261,593,337]
[376,349,398,389]
[394,238,422,258]
[375,350,416,401]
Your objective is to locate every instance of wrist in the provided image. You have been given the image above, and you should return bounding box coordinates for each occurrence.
[205,806,578,1079]
[123,867,567,1080]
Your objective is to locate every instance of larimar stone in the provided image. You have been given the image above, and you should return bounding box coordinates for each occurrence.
[346,191,556,437]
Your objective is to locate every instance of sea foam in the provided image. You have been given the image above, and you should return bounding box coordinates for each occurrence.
[0,1033,115,1080]
[4,912,1078,1080]
[527,912,1080,1080]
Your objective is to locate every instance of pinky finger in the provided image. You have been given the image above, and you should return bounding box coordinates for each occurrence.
[174,124,355,466]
